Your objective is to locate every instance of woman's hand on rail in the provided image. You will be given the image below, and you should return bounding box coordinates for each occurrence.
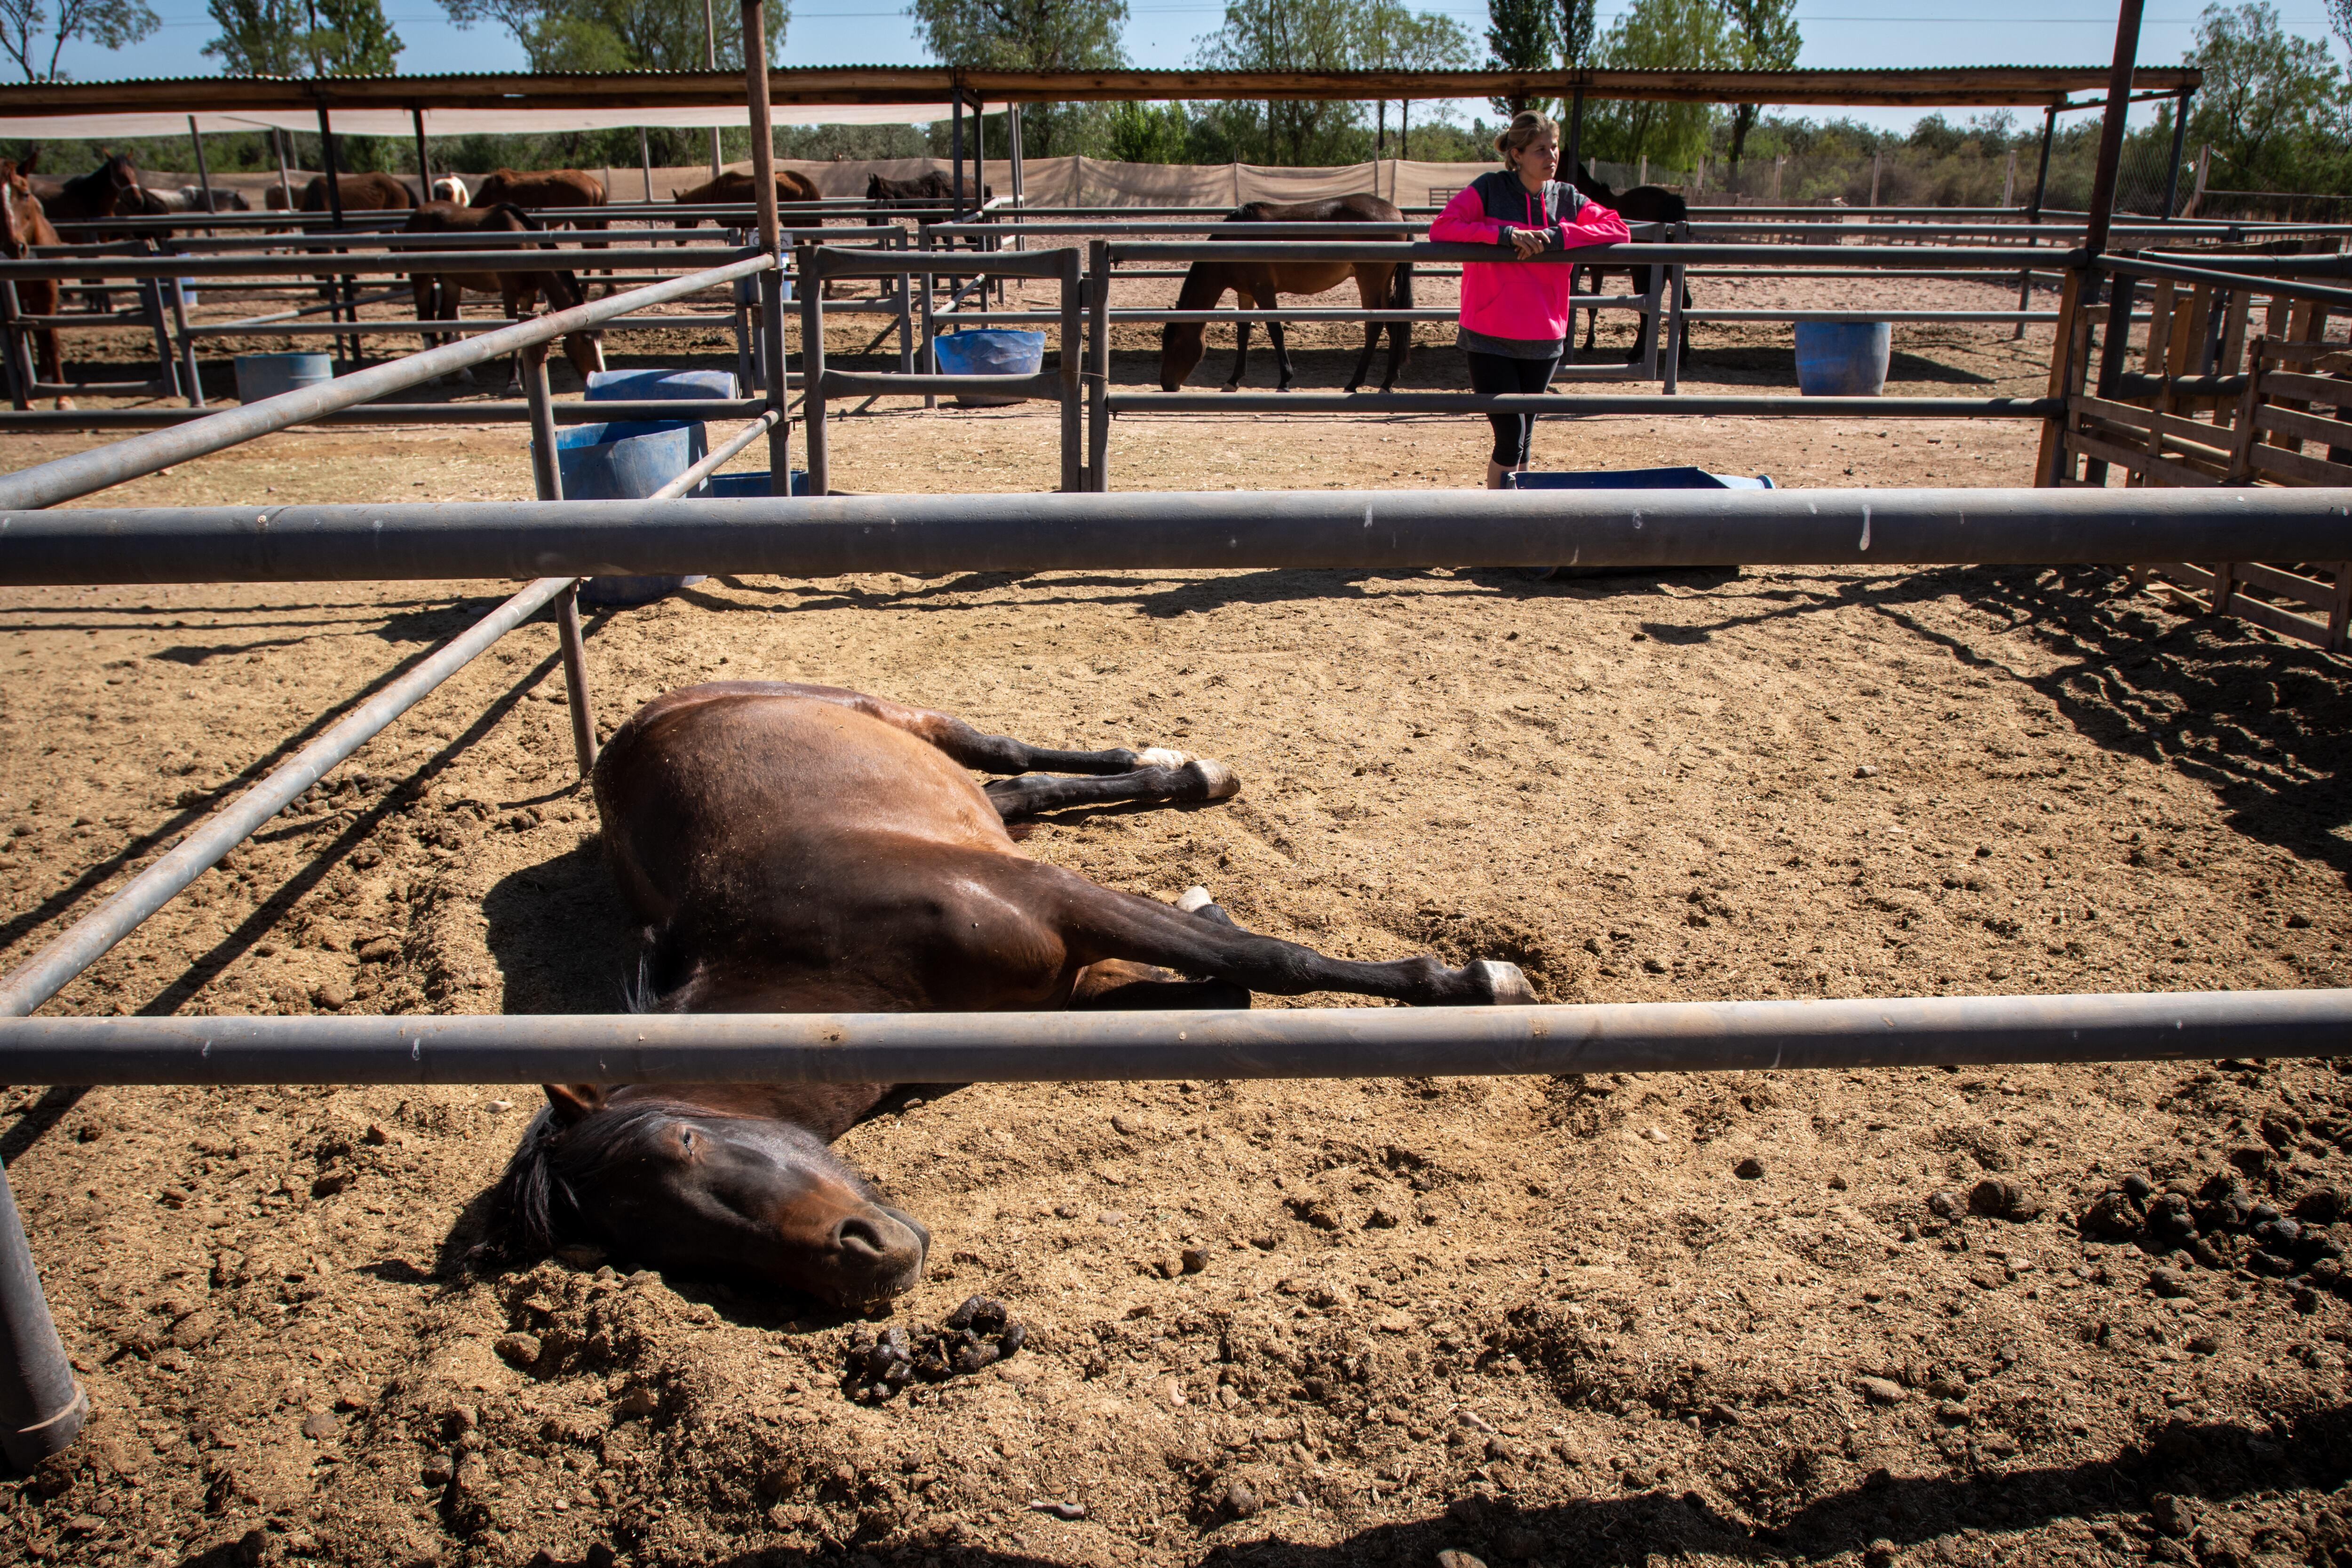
[1507,228,1547,260]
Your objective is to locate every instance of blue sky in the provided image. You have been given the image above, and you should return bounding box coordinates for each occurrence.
[38,1,2352,137]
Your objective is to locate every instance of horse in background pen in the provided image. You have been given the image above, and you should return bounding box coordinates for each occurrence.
[404,201,607,392]
[1158,195,1415,394]
[1568,162,1692,365]
[0,159,70,408]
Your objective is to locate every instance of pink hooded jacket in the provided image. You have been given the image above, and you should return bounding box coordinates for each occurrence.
[1430,171,1630,344]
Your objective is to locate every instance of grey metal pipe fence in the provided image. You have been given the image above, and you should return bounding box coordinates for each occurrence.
[0,250,774,510]
[4,486,2344,586]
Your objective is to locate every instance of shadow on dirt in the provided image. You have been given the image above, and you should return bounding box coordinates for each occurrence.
[1653,564,2352,886]
[481,837,641,1017]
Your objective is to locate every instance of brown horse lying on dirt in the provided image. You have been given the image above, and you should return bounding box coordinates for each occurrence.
[491,681,1533,1308]
[0,159,69,407]
[1160,194,1415,394]
[404,200,606,390]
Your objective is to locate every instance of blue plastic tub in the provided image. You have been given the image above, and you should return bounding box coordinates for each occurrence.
[584,368,737,466]
[699,470,809,498]
[1508,466,1773,491]
[1793,321,1891,397]
[932,328,1045,406]
[538,420,708,607]
[234,352,332,403]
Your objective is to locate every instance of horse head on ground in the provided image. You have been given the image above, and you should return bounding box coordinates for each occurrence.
[493,1082,930,1309]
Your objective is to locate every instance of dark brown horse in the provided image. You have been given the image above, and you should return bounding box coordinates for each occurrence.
[489,681,1533,1307]
[0,159,68,408]
[470,167,607,213]
[1159,195,1414,394]
[404,201,606,390]
[19,148,143,229]
[298,171,418,213]
[669,168,822,227]
[1568,164,1690,365]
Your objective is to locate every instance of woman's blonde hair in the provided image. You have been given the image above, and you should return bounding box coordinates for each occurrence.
[1494,110,1560,169]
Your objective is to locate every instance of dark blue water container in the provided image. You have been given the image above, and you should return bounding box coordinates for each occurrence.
[233,352,332,403]
[932,329,1045,406]
[584,368,738,466]
[540,419,708,608]
[1508,467,1773,491]
[1792,321,1891,397]
[699,470,810,498]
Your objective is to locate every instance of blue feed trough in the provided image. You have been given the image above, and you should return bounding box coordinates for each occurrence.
[1793,321,1891,397]
[933,329,1045,406]
[699,470,810,498]
[233,352,332,403]
[537,420,708,608]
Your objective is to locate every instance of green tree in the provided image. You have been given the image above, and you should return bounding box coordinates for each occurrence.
[2184,1,2347,193]
[1721,0,1797,174]
[0,0,156,82]
[912,0,1127,158]
[1195,0,1366,165]
[1559,0,1591,64]
[441,0,784,74]
[1484,0,1553,117]
[306,0,399,72]
[1585,0,1726,174]
[1104,99,1189,162]
[1361,0,1471,154]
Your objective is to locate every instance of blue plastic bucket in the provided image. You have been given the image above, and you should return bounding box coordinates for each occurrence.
[1793,321,1891,397]
[699,470,809,498]
[932,328,1045,406]
[1508,467,1773,491]
[234,352,332,403]
[585,368,735,466]
[539,420,708,607]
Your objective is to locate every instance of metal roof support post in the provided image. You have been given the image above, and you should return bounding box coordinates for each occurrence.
[1566,86,1584,177]
[0,1161,82,1471]
[411,107,431,200]
[315,104,343,229]
[799,243,828,493]
[952,91,965,221]
[740,0,789,493]
[271,127,293,212]
[639,126,653,201]
[2082,0,2146,261]
[186,116,213,216]
[703,0,722,176]
[2161,87,2193,220]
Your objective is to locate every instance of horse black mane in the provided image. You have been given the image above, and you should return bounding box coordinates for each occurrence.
[488,1095,679,1258]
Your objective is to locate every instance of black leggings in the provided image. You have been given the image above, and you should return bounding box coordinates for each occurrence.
[1467,349,1562,467]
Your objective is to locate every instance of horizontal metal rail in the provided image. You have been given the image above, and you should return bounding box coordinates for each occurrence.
[165,223,901,254]
[182,314,741,336]
[1108,240,2089,269]
[1682,309,2065,323]
[667,410,781,494]
[0,247,754,282]
[0,250,775,510]
[806,245,1073,281]
[820,369,1061,399]
[0,575,574,1018]
[3,487,2339,585]
[2104,253,2352,312]
[0,398,768,430]
[0,988,2344,1082]
[1107,392,2061,418]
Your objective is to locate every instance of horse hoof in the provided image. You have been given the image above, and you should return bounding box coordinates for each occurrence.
[1180,758,1240,801]
[1219,383,1240,393]
[1136,747,1188,770]
[1176,885,1215,914]
[1470,959,1536,1006]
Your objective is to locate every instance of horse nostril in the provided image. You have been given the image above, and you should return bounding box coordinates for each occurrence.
[834,1215,890,1259]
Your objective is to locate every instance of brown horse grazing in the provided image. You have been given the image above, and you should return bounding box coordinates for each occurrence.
[404,201,606,390]
[298,171,418,213]
[1160,195,1414,394]
[669,168,822,227]
[0,160,68,408]
[488,681,1534,1306]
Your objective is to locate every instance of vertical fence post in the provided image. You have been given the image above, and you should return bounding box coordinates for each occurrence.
[740,0,787,494]
[2161,88,2194,221]
[896,228,914,376]
[167,277,203,407]
[919,226,938,411]
[1058,246,1081,493]
[524,344,597,777]
[799,243,829,495]
[139,276,181,401]
[0,1160,84,1472]
[1662,259,1685,396]
[1087,238,1110,493]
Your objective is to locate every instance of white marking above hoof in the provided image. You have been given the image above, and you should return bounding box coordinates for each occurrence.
[1137,747,1189,770]
[1175,885,1215,914]
[1470,959,1536,1006]
[1183,758,1241,799]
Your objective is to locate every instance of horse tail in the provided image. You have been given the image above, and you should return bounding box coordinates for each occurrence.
[1390,256,1413,310]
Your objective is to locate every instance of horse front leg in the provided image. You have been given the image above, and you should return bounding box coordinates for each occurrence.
[1224,316,1252,392]
[1268,318,1294,391]
[37,326,67,410]
[1344,312,1379,394]
[981,756,1239,820]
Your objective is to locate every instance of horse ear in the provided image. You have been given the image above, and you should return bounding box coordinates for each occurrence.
[18,147,36,174]
[544,1083,608,1124]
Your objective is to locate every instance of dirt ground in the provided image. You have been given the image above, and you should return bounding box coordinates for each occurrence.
[6,277,2352,1568]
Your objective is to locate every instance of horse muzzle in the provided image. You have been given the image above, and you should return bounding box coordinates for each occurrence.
[820,1203,930,1307]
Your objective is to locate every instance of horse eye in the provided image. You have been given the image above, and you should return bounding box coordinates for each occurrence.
[676,1127,697,1154]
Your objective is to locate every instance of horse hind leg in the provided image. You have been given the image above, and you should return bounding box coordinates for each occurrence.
[981,756,1240,822]
[1269,319,1295,392]
[1344,318,1379,394]
[1224,317,1252,392]
[730,681,1215,780]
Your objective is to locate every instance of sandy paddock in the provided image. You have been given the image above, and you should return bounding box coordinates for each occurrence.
[1,274,2351,1568]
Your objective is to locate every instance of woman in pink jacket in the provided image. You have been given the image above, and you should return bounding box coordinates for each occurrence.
[1430,110,1631,487]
